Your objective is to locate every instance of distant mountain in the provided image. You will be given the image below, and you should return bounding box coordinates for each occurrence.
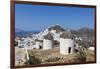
[78,27,94,37]
[15,26,94,40]
[78,27,93,33]
[15,28,40,37]
[71,27,94,39]
[15,28,25,32]
[48,25,65,33]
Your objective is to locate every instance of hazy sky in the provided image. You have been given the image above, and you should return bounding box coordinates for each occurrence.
[15,4,95,31]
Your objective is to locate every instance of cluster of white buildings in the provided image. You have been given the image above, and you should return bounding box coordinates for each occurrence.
[15,25,94,55]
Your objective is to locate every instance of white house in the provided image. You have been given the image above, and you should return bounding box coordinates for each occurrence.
[17,39,22,47]
[60,31,75,55]
[34,39,43,49]
[43,32,53,50]
[88,47,94,51]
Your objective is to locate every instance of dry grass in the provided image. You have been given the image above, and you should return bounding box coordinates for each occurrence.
[28,47,95,64]
[86,50,95,62]
[15,47,95,66]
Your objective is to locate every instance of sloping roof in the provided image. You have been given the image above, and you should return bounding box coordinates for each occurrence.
[44,33,53,40]
[60,30,74,39]
[35,39,43,42]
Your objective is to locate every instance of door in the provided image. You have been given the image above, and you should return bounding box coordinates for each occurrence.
[68,47,71,54]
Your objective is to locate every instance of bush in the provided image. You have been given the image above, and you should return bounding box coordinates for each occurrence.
[74,47,87,63]
[28,54,41,64]
[78,48,86,62]
[45,57,62,62]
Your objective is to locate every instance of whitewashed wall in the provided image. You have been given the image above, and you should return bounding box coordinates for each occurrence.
[35,42,40,49]
[60,38,74,55]
[18,40,21,47]
[43,39,52,50]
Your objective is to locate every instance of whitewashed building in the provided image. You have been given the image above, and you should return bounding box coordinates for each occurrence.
[88,47,94,51]
[60,31,75,55]
[34,39,43,49]
[43,33,53,50]
[17,39,22,47]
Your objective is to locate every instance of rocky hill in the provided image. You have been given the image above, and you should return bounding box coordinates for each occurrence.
[48,25,65,33]
[71,28,94,39]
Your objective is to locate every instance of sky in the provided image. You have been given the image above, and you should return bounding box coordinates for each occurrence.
[15,4,95,31]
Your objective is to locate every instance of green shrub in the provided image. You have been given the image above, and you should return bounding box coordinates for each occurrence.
[78,48,86,61]
[74,47,87,63]
[28,54,41,64]
[45,57,61,62]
